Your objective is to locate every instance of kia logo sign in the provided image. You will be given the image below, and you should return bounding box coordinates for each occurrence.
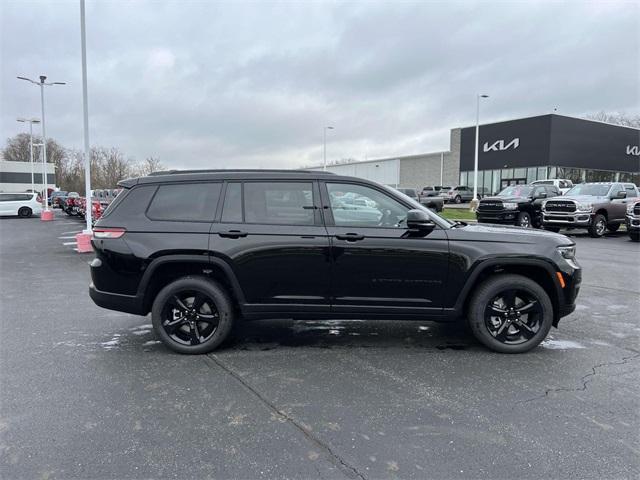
[483,138,520,153]
[627,145,640,156]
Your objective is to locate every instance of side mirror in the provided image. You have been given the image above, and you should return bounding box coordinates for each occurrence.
[406,209,435,233]
[614,191,627,199]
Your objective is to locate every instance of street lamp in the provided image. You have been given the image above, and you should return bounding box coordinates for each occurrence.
[16,117,41,193]
[472,94,489,209]
[323,126,334,171]
[17,75,66,217]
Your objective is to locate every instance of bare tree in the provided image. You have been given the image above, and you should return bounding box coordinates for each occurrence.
[586,111,640,128]
[131,156,165,177]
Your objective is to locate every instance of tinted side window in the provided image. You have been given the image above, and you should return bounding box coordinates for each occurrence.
[221,182,243,223]
[147,183,221,222]
[327,183,409,228]
[15,194,32,201]
[244,182,315,225]
[0,195,16,202]
[624,185,637,195]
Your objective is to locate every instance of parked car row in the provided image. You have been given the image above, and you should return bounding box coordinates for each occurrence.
[60,188,121,223]
[477,181,639,240]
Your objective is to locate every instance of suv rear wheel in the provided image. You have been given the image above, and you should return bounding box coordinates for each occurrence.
[151,276,234,354]
[467,274,553,353]
[588,214,607,238]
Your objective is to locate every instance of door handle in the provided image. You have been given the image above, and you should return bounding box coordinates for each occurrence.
[335,233,365,242]
[218,230,248,239]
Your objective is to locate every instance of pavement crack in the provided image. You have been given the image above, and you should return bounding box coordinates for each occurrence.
[203,354,367,480]
[516,353,640,404]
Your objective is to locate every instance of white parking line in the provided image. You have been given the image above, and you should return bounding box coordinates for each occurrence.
[61,230,82,235]
[63,241,77,246]
[58,236,77,240]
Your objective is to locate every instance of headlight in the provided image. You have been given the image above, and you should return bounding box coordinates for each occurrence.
[503,202,518,210]
[627,203,637,214]
[541,200,547,211]
[576,203,593,212]
[557,245,576,259]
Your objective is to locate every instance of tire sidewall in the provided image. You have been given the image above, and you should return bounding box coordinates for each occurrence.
[455,195,462,204]
[152,276,234,354]
[468,275,553,354]
[589,214,606,238]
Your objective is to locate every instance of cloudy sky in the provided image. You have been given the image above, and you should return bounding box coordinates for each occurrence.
[1,0,638,169]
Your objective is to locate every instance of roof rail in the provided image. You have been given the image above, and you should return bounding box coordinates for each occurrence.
[147,169,335,176]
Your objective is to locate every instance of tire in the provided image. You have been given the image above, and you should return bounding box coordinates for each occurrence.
[588,214,607,238]
[606,223,620,232]
[516,211,531,228]
[151,276,235,354]
[543,226,560,233]
[18,207,32,218]
[467,274,553,354]
[630,232,640,242]
[454,195,462,204]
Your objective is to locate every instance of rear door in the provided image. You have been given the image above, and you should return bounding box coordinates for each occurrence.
[320,181,449,315]
[210,180,331,313]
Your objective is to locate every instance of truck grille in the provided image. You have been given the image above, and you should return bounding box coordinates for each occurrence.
[545,200,576,213]
[634,204,640,216]
[478,200,503,212]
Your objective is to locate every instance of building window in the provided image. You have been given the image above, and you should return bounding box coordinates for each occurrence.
[527,168,537,184]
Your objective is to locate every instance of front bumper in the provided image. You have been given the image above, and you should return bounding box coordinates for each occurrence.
[557,266,581,323]
[476,211,518,224]
[626,214,640,232]
[543,211,593,228]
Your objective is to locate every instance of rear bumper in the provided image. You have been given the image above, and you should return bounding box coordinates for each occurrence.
[89,282,145,315]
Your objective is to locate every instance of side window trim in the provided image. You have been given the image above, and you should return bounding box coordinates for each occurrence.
[219,181,244,223]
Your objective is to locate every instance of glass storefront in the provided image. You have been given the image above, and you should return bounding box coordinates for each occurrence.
[460,166,639,194]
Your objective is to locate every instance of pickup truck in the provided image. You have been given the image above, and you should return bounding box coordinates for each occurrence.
[542,182,639,237]
[626,198,640,242]
[477,184,560,228]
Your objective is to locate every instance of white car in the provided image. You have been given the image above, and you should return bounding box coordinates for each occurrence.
[531,179,574,195]
[0,192,43,218]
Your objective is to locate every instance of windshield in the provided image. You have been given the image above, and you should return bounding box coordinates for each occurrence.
[565,184,610,196]
[498,186,533,197]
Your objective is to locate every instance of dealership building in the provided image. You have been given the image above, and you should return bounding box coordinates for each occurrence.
[325,114,640,194]
[0,157,56,193]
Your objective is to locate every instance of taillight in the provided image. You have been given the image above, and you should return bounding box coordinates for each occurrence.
[93,228,126,239]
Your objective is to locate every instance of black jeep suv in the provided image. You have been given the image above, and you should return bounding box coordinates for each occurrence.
[89,170,581,354]
[476,184,560,228]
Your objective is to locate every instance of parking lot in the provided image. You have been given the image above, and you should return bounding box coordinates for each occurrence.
[1,211,639,479]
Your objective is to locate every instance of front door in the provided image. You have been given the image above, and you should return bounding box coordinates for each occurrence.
[320,181,449,316]
[211,180,331,312]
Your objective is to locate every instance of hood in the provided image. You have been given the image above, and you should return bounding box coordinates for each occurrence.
[551,195,608,203]
[480,196,529,203]
[452,222,571,245]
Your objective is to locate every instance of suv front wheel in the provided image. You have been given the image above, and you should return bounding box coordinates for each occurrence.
[467,274,553,353]
[151,276,234,354]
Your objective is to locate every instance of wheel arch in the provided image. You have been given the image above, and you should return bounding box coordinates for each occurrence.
[454,258,562,326]
[138,254,245,315]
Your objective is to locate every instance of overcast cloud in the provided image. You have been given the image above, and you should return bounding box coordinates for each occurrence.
[1,0,638,169]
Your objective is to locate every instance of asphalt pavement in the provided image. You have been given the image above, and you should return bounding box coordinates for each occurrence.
[1,210,638,479]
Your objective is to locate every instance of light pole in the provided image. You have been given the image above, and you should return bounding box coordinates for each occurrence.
[472,94,489,210]
[323,126,334,171]
[17,75,66,216]
[80,0,92,234]
[16,117,41,193]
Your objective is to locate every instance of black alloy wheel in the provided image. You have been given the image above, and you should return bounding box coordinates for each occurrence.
[18,207,32,218]
[468,274,553,353]
[516,211,531,228]
[161,291,220,346]
[152,276,234,354]
[483,289,543,345]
